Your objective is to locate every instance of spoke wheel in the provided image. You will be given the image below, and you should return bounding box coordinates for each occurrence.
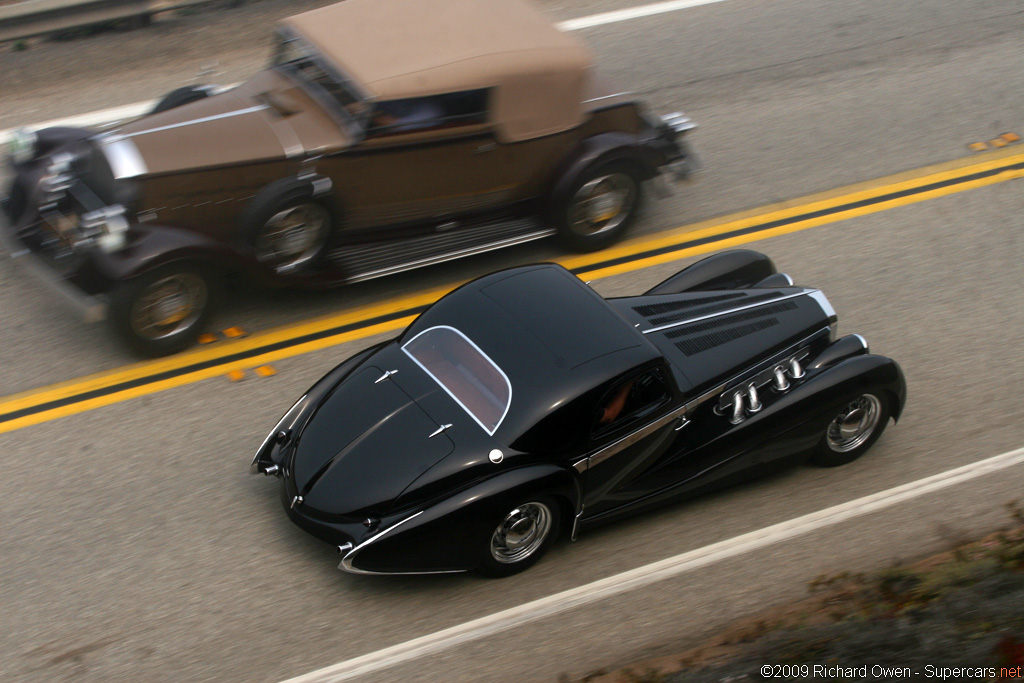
[255,203,330,272]
[812,392,891,467]
[567,173,636,238]
[555,162,643,253]
[111,264,215,357]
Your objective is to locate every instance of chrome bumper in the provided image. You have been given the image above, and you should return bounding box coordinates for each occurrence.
[0,208,108,323]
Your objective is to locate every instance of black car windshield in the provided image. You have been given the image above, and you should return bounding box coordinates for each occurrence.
[402,326,511,435]
[273,33,367,125]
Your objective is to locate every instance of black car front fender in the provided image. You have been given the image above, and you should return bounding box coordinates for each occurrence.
[737,352,907,442]
[343,464,581,574]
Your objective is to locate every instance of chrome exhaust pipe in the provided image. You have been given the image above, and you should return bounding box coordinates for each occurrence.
[746,383,762,413]
[773,366,790,391]
[729,391,745,424]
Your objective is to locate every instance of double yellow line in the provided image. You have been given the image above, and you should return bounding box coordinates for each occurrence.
[2,147,1022,435]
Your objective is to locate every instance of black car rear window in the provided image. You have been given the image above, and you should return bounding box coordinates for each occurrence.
[402,325,511,434]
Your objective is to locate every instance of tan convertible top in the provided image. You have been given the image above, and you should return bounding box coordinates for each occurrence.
[281,0,593,142]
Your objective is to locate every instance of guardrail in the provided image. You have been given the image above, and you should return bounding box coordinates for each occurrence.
[0,0,216,43]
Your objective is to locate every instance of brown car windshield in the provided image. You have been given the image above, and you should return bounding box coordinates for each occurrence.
[402,326,511,435]
[273,33,367,124]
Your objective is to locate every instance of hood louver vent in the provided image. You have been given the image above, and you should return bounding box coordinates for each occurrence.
[665,300,799,356]
[634,292,783,327]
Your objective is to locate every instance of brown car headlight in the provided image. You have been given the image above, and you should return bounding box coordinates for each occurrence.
[6,128,38,165]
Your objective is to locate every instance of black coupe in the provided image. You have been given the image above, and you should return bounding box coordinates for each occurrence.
[251,250,906,576]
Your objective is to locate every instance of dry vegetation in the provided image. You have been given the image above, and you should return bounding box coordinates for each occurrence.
[564,502,1024,683]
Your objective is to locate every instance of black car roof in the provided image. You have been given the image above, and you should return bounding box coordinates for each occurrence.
[402,264,662,439]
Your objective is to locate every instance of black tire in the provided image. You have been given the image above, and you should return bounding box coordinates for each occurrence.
[811,392,892,467]
[150,85,211,115]
[478,496,562,578]
[238,178,333,274]
[555,161,643,253]
[109,263,216,357]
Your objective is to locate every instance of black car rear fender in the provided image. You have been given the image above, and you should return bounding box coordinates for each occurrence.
[253,343,385,472]
[645,250,777,295]
[348,464,581,573]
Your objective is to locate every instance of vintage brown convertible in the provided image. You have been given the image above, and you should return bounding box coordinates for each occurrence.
[1,0,696,355]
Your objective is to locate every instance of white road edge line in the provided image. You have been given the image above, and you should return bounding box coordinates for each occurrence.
[279,446,1024,683]
[0,0,731,144]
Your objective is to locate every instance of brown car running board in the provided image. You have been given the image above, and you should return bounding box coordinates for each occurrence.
[329,216,553,284]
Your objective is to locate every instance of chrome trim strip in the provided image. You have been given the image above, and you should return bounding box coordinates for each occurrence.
[121,105,269,138]
[343,229,555,284]
[265,116,305,159]
[402,325,512,436]
[250,394,307,472]
[339,511,466,575]
[583,91,631,104]
[642,290,811,335]
[571,507,584,542]
[97,135,148,179]
[588,404,687,468]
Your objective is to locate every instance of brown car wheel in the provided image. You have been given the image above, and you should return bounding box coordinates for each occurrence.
[810,392,892,467]
[556,161,643,253]
[239,178,333,274]
[109,263,216,357]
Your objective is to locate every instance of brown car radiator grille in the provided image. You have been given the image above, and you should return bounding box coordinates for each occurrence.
[663,300,800,356]
[329,217,551,283]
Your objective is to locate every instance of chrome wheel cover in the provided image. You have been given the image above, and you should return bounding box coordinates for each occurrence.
[131,272,207,341]
[256,203,329,271]
[489,502,553,564]
[826,394,882,453]
[567,173,635,237]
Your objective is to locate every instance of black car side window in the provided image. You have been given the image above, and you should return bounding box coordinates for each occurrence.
[592,368,671,438]
[367,89,490,137]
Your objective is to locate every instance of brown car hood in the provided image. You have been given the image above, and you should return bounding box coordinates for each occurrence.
[112,71,350,176]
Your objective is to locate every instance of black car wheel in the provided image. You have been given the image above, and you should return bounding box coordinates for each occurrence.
[150,85,211,114]
[557,161,642,252]
[240,178,332,274]
[479,497,561,577]
[811,392,891,467]
[110,263,215,357]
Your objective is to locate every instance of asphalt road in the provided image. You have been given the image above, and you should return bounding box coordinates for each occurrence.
[1,0,1022,681]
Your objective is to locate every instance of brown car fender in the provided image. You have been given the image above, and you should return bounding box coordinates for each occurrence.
[547,132,665,210]
[91,223,245,281]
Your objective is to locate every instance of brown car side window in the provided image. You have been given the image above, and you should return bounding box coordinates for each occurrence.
[367,89,490,137]
[592,368,671,439]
